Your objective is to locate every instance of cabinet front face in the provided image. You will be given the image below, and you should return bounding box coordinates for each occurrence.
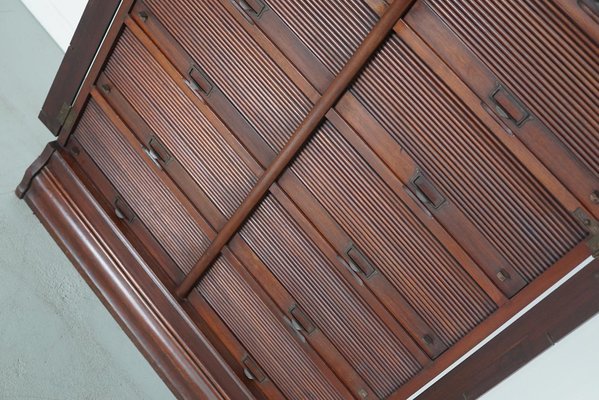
[29,0,598,399]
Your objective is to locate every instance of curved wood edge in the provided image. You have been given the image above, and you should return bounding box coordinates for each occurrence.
[418,256,599,400]
[39,0,122,135]
[19,147,254,400]
[15,141,58,199]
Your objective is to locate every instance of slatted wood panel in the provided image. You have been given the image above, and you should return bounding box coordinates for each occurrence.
[240,194,423,398]
[31,1,598,399]
[425,0,599,179]
[264,0,378,74]
[103,28,258,218]
[290,122,498,346]
[74,99,210,275]
[352,35,587,283]
[144,0,313,153]
[198,256,346,400]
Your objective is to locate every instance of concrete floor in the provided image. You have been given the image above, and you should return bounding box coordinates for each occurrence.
[0,1,175,399]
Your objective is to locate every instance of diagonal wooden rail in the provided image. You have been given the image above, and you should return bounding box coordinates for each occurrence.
[176,0,415,299]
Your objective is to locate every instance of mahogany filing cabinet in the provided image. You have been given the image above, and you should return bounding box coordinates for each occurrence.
[17,0,599,398]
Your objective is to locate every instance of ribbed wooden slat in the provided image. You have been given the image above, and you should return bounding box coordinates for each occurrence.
[144,0,313,153]
[291,122,497,346]
[198,257,345,400]
[75,99,210,274]
[265,0,378,74]
[352,35,587,282]
[427,0,599,178]
[104,28,258,218]
[241,195,423,397]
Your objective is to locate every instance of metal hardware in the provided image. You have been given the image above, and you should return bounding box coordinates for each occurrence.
[57,102,73,126]
[232,0,267,21]
[337,256,364,286]
[496,269,511,282]
[346,245,376,278]
[241,355,266,383]
[289,305,316,335]
[243,368,255,380]
[143,146,162,170]
[573,208,599,257]
[187,66,213,96]
[114,207,126,220]
[408,170,447,210]
[148,137,172,164]
[423,334,434,345]
[113,197,135,223]
[138,11,149,22]
[489,85,530,127]
[142,136,172,169]
[57,102,78,132]
[289,317,306,343]
[590,191,599,205]
[290,317,303,333]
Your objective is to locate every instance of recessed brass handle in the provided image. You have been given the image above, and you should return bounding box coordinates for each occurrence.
[489,85,530,126]
[187,66,213,96]
[243,367,255,381]
[496,269,511,282]
[113,197,134,223]
[114,207,126,220]
[234,0,265,17]
[143,146,162,170]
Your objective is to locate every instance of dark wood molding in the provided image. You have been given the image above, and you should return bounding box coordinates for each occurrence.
[418,256,599,400]
[39,0,122,135]
[19,147,253,400]
[175,0,416,298]
[15,141,58,198]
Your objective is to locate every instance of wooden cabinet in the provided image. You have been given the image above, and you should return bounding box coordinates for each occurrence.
[18,1,598,399]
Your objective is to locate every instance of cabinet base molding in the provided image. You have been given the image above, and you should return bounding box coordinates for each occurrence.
[18,143,249,400]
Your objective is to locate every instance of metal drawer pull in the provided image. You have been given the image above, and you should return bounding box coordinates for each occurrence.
[241,355,266,383]
[113,197,135,223]
[114,207,126,220]
[423,334,435,346]
[347,245,376,278]
[143,146,162,169]
[338,256,364,286]
[408,171,446,210]
[142,137,172,170]
[233,0,266,19]
[289,305,316,335]
[290,317,303,332]
[490,85,530,126]
[187,66,213,96]
[496,269,511,282]
[243,367,255,381]
[138,11,148,22]
[289,317,306,343]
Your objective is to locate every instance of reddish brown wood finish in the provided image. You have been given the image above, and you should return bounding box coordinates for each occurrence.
[19,146,252,400]
[175,0,416,298]
[39,0,122,135]
[19,0,599,399]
